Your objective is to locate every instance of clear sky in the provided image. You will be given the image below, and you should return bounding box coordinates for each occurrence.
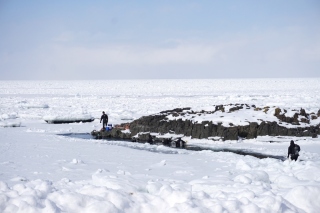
[0,0,319,80]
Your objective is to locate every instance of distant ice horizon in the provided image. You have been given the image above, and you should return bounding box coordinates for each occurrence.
[1,76,320,80]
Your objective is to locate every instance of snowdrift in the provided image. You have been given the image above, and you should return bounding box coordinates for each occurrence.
[44,114,95,124]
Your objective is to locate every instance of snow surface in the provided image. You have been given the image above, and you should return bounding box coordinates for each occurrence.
[0,79,320,213]
[165,104,320,128]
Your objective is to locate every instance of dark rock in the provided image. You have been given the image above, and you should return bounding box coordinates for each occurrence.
[223,126,238,140]
[238,125,249,138]
[293,113,299,123]
[257,121,269,136]
[135,133,153,142]
[215,105,225,112]
[110,129,131,139]
[247,122,258,139]
[192,123,203,139]
[229,106,243,112]
[160,107,191,114]
[300,108,307,117]
[300,118,309,124]
[277,114,286,122]
[274,108,281,116]
[91,128,131,140]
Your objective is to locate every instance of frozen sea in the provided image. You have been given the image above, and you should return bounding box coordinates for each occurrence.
[0,78,320,213]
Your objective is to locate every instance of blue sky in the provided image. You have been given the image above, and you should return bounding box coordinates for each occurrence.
[0,0,319,80]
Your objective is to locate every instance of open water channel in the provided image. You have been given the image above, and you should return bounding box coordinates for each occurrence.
[60,133,287,161]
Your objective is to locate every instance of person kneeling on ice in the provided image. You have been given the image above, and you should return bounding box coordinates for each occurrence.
[100,111,108,129]
[287,140,300,161]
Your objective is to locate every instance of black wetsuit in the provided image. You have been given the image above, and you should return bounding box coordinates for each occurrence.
[100,113,108,128]
[288,143,300,161]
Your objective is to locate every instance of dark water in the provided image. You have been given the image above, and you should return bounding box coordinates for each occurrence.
[186,146,286,160]
[59,133,93,139]
[59,133,286,160]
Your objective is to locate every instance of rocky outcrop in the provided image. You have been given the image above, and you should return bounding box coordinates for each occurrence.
[129,118,319,141]
[92,104,320,141]
[273,108,309,125]
[128,105,320,141]
[91,128,131,140]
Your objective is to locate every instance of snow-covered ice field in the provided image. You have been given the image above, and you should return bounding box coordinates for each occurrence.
[1,79,320,213]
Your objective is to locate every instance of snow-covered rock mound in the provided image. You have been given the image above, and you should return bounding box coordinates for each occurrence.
[128,104,320,140]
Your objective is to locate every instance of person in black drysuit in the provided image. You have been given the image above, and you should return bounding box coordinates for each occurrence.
[287,140,300,161]
[100,111,108,129]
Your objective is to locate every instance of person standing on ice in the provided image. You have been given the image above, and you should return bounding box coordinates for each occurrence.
[100,111,108,129]
[287,140,300,161]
